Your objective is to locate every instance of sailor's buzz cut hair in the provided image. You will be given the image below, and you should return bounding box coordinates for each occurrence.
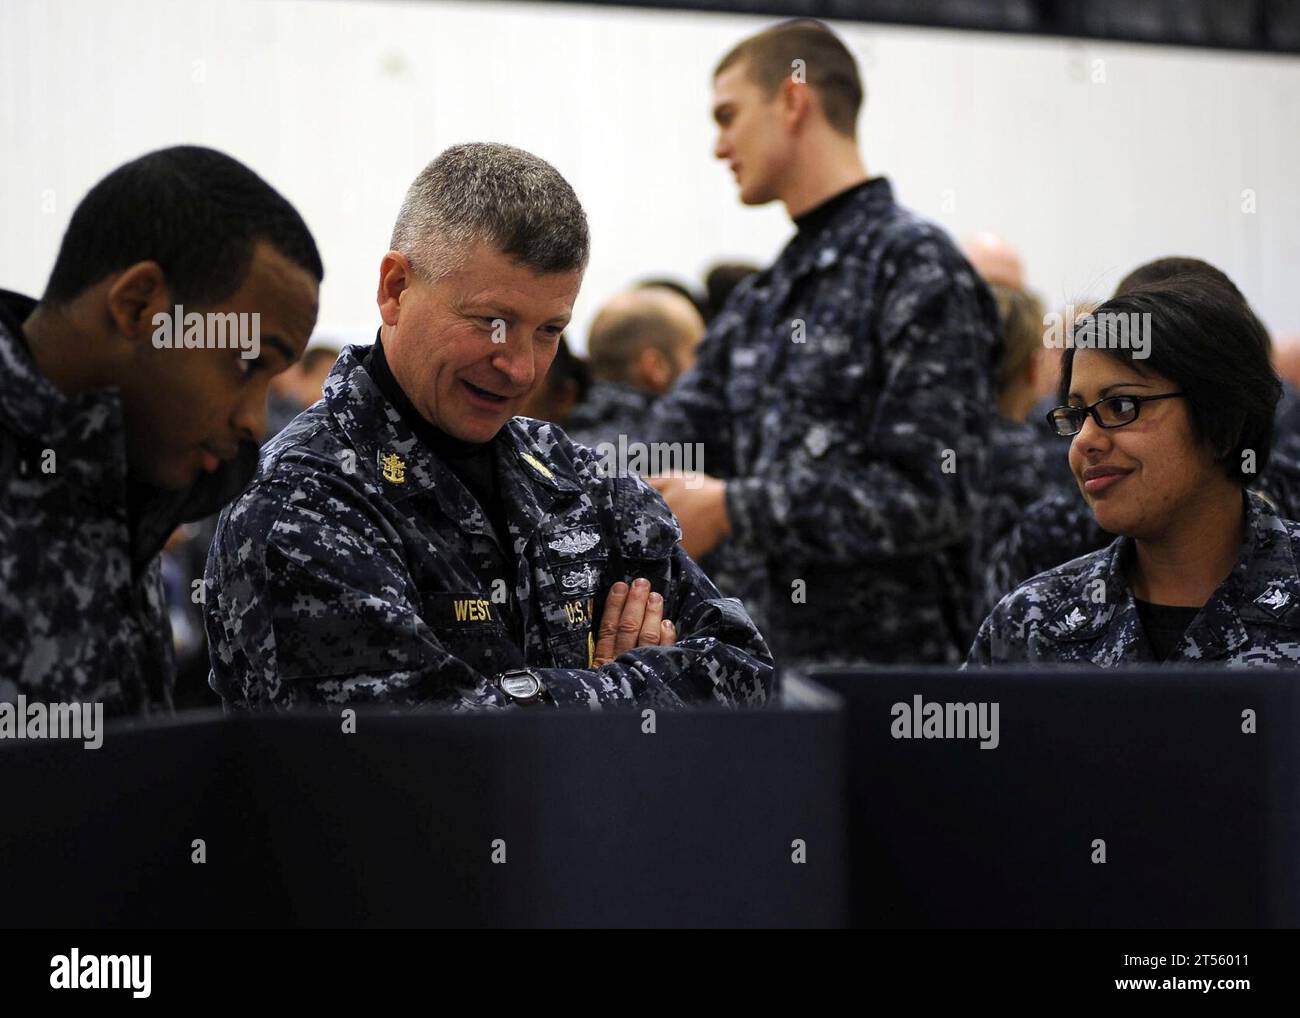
[390,142,590,282]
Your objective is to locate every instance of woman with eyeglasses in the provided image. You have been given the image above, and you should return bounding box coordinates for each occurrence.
[968,278,1300,666]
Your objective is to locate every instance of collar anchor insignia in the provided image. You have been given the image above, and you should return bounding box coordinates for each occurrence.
[1254,586,1291,612]
[1062,607,1087,630]
[380,451,406,484]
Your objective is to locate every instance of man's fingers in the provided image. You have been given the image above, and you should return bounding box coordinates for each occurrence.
[595,579,670,666]
[639,591,664,646]
[614,578,651,656]
[594,581,629,665]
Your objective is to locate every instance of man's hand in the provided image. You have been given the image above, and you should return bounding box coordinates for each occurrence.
[592,578,677,667]
[647,473,731,559]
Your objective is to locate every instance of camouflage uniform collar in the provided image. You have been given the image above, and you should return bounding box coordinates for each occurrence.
[1218,490,1300,627]
[498,419,581,496]
[325,344,466,505]
[732,179,897,340]
[0,289,130,500]
[1038,534,1131,653]
[792,177,881,234]
[0,290,257,569]
[782,176,895,278]
[323,345,580,514]
[484,419,584,555]
[1147,491,1298,660]
[1040,490,1300,663]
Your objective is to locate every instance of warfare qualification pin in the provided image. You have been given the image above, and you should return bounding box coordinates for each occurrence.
[520,452,554,481]
[380,451,406,484]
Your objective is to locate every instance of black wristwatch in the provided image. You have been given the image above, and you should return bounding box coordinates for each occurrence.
[497,667,547,705]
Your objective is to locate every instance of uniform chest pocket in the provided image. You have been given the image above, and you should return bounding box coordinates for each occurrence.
[419,590,520,672]
[541,594,599,669]
[784,326,869,410]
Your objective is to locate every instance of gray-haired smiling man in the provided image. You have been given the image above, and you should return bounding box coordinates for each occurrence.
[204,143,773,710]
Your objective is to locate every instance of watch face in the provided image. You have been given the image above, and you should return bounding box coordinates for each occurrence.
[501,673,541,701]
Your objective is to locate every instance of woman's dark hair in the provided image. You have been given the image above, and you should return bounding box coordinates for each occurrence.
[1115,255,1273,356]
[1058,277,1281,483]
[1115,256,1243,301]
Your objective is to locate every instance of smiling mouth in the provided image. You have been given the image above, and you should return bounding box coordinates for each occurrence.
[1082,469,1132,495]
[462,380,509,405]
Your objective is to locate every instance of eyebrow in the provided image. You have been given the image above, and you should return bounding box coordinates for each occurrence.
[1068,381,1153,400]
[471,303,519,321]
[712,103,733,123]
[469,304,569,327]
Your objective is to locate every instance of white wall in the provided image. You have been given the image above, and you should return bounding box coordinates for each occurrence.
[3,0,1298,348]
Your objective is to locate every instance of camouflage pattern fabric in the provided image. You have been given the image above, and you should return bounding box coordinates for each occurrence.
[0,289,253,714]
[204,345,774,710]
[565,379,656,452]
[984,415,1073,552]
[968,490,1300,667]
[646,177,1002,666]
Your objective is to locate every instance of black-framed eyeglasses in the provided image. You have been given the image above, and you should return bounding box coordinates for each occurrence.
[1046,393,1186,437]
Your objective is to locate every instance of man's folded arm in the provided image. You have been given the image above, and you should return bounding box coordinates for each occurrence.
[533,547,774,708]
[205,463,772,710]
[532,469,773,709]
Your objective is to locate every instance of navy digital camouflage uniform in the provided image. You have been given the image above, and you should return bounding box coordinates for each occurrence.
[984,415,1072,554]
[978,401,1094,617]
[204,345,774,710]
[968,491,1300,666]
[1271,379,1300,466]
[266,391,305,440]
[646,177,1001,666]
[565,379,657,451]
[0,289,255,714]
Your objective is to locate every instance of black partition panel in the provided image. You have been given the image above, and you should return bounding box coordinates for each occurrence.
[521,0,1300,55]
[0,705,846,928]
[798,665,1300,928]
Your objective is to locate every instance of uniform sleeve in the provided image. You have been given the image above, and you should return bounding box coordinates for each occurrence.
[979,490,1106,619]
[531,473,774,708]
[204,455,510,711]
[965,582,1048,668]
[963,614,997,668]
[725,239,999,565]
[644,318,735,476]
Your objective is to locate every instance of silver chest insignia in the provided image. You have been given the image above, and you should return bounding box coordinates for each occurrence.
[548,530,601,555]
[1255,586,1291,612]
[561,563,601,592]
